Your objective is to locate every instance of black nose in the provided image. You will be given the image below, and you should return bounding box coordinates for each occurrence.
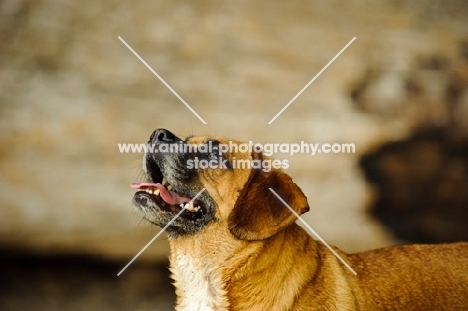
[149,128,177,143]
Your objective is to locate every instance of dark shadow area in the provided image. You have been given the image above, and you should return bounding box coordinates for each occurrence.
[0,248,176,311]
[360,126,468,243]
[355,41,468,244]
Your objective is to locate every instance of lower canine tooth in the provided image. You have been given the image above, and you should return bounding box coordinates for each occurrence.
[185,202,196,212]
[162,177,168,186]
[154,189,160,196]
[167,185,173,191]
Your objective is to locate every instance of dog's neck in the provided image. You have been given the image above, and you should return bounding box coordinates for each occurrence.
[169,222,250,311]
[169,223,320,311]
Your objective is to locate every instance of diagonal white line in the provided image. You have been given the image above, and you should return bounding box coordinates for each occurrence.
[268,37,356,124]
[268,188,357,275]
[118,36,207,124]
[117,188,206,276]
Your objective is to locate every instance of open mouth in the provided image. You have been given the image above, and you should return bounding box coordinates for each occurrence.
[131,164,206,221]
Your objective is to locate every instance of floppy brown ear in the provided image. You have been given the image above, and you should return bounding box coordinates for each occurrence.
[227,154,310,240]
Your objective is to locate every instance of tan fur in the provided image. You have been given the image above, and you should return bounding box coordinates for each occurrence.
[161,136,468,310]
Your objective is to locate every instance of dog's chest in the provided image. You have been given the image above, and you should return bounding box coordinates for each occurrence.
[172,253,228,311]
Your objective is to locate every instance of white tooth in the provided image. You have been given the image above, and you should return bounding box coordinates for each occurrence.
[167,185,173,191]
[180,204,184,208]
[154,189,160,196]
[162,177,168,186]
[194,206,200,212]
[185,202,196,212]
[145,189,151,194]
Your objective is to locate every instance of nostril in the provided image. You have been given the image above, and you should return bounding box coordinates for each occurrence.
[157,131,167,141]
[150,128,176,143]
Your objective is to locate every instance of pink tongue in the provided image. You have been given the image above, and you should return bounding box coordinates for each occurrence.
[131,183,192,205]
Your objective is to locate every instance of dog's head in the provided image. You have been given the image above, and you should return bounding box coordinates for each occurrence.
[132,128,309,240]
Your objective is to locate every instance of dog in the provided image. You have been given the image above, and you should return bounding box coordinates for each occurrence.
[131,128,468,311]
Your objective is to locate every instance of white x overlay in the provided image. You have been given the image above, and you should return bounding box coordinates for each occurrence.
[118,36,207,124]
[268,188,357,275]
[118,35,358,277]
[117,188,206,276]
[268,37,356,124]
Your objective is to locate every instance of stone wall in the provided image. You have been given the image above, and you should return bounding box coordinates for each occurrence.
[1,0,467,261]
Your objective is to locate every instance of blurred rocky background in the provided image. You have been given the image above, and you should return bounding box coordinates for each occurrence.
[0,0,467,310]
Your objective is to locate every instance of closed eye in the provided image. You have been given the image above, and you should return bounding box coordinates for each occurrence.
[208,150,219,160]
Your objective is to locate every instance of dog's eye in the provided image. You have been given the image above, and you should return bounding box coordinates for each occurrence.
[207,150,219,160]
